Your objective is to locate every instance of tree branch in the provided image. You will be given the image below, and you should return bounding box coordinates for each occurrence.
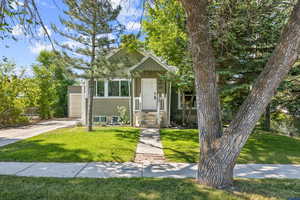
[226,0,300,136]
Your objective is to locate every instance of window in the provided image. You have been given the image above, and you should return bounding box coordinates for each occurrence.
[108,80,130,97]
[94,116,107,123]
[121,80,129,96]
[93,79,130,98]
[111,116,120,124]
[178,91,196,109]
[96,81,105,97]
[108,80,120,96]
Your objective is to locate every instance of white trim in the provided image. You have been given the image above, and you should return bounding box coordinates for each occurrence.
[104,80,108,97]
[94,97,131,99]
[128,56,149,72]
[136,49,172,71]
[93,79,131,98]
[168,82,172,125]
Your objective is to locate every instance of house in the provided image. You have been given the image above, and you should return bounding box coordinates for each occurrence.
[68,48,197,127]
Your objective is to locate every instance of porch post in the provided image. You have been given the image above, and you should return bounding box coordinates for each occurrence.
[168,81,172,126]
[130,75,134,126]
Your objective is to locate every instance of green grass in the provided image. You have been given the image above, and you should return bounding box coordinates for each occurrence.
[0,176,299,200]
[0,127,140,162]
[160,129,300,164]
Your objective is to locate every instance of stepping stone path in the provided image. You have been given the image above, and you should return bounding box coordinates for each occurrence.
[134,128,165,164]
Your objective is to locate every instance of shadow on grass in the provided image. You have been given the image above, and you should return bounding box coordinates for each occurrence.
[0,127,141,162]
[0,139,97,162]
[160,128,300,164]
[1,176,299,200]
[238,131,300,164]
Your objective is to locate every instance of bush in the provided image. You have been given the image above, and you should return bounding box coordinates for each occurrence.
[271,111,300,137]
[117,106,130,125]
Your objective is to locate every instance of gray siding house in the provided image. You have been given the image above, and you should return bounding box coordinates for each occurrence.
[68,48,197,127]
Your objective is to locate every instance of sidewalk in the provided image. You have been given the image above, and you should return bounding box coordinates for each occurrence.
[134,128,165,163]
[0,162,299,179]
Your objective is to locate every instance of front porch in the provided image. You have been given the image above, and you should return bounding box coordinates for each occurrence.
[129,58,172,128]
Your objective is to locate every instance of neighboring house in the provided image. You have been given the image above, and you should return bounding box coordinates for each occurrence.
[68,48,197,127]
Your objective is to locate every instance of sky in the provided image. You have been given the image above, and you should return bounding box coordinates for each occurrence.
[0,0,144,71]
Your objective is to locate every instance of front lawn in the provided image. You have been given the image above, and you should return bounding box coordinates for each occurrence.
[0,176,299,200]
[160,129,300,164]
[0,127,140,162]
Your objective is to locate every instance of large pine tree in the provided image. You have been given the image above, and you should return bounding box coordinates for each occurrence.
[53,0,123,131]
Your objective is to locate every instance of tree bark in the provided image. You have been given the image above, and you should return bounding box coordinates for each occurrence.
[180,0,300,188]
[186,94,195,128]
[181,90,187,127]
[263,104,271,131]
[87,10,97,132]
[87,77,94,131]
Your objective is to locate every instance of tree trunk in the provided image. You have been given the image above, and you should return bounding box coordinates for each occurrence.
[181,90,187,127]
[87,78,94,131]
[263,104,271,131]
[180,0,300,188]
[87,10,97,132]
[186,94,195,128]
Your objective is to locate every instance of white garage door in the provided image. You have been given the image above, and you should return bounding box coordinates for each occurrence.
[69,93,82,118]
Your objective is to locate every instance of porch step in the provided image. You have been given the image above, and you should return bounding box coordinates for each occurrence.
[136,111,165,128]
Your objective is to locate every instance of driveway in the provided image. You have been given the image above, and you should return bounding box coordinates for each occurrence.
[0,119,79,147]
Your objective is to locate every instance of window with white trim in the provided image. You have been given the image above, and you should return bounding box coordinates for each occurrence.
[93,79,130,97]
[108,80,130,97]
[94,116,107,123]
[96,80,105,97]
[111,116,120,124]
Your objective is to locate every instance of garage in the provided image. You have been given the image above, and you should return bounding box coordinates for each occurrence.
[68,86,82,118]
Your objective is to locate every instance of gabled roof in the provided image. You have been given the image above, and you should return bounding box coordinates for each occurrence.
[107,48,178,73]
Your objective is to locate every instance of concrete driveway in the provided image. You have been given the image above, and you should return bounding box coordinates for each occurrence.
[0,119,79,147]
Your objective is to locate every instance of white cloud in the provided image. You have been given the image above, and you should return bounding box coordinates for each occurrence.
[126,21,141,31]
[12,24,24,36]
[11,1,24,9]
[62,40,83,49]
[109,0,122,9]
[117,6,143,29]
[37,26,52,37]
[29,42,52,54]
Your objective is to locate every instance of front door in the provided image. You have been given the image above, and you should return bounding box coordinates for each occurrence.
[141,78,157,110]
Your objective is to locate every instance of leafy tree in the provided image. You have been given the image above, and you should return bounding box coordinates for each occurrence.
[143,0,291,128]
[0,0,52,43]
[32,64,57,119]
[52,0,124,131]
[0,59,38,127]
[36,51,75,117]
[179,0,300,188]
[143,0,195,126]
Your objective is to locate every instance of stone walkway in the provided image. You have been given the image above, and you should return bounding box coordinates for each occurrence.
[0,162,299,179]
[0,119,78,147]
[134,128,165,164]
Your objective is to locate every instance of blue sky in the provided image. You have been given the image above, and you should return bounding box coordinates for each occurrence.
[0,0,144,71]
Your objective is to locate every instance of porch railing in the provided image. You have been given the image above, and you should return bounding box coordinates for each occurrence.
[133,94,166,112]
[159,94,167,111]
[133,97,142,111]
